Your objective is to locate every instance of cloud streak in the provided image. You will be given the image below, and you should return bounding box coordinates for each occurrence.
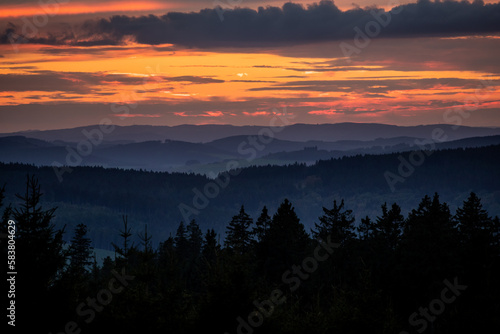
[0,71,224,93]
[247,77,500,93]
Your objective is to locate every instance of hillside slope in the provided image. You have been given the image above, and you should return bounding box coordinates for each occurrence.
[1,144,499,248]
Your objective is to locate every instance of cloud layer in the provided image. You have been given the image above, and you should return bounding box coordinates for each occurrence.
[2,0,500,48]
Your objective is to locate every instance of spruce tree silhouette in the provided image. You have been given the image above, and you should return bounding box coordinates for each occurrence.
[187,219,203,259]
[174,221,189,260]
[68,223,93,277]
[312,199,355,246]
[253,206,271,243]
[111,215,134,265]
[225,205,253,255]
[374,202,404,251]
[12,175,66,332]
[261,199,310,282]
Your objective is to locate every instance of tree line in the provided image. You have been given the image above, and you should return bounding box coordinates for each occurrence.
[1,175,499,333]
[1,144,499,249]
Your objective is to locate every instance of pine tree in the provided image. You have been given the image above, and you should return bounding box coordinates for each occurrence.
[492,216,500,253]
[202,229,220,264]
[68,223,93,277]
[187,219,203,259]
[455,192,492,245]
[0,183,11,222]
[112,215,134,263]
[59,223,94,312]
[200,229,221,294]
[174,221,189,259]
[253,206,271,243]
[374,202,404,250]
[261,199,310,280]
[139,223,153,254]
[453,194,499,332]
[0,183,4,208]
[12,175,66,331]
[403,194,457,249]
[158,235,176,267]
[0,183,11,251]
[399,193,459,309]
[157,235,179,285]
[225,205,253,254]
[364,203,405,296]
[454,192,496,286]
[312,199,355,245]
[357,216,375,241]
[138,224,155,297]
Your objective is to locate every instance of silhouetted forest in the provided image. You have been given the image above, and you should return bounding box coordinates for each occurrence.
[1,176,499,333]
[1,144,499,249]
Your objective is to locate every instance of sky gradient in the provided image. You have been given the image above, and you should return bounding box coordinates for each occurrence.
[1,0,499,132]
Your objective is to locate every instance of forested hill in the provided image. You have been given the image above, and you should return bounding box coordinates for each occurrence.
[1,144,499,248]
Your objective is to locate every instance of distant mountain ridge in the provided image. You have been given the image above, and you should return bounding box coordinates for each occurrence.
[1,133,500,174]
[2,123,500,143]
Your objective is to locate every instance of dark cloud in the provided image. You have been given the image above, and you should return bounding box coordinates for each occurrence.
[229,80,278,83]
[0,65,37,70]
[285,66,386,72]
[38,45,136,55]
[253,65,283,68]
[276,75,306,78]
[0,71,224,93]
[248,77,500,93]
[268,36,500,74]
[169,76,224,84]
[0,72,95,93]
[0,25,120,47]
[363,93,395,98]
[2,0,498,48]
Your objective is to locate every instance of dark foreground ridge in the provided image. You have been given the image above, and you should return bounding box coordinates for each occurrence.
[1,176,499,333]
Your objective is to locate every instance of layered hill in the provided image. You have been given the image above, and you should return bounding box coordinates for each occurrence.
[0,144,499,249]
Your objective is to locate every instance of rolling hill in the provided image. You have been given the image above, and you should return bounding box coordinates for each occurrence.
[0,144,499,249]
[2,133,500,174]
[2,123,499,143]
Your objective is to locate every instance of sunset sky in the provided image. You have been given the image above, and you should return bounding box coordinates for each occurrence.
[1,0,499,132]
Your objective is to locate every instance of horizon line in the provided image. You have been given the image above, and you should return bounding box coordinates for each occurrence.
[2,121,500,134]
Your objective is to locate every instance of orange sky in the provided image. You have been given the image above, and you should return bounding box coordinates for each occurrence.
[0,0,499,131]
[2,0,500,17]
[0,1,176,18]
